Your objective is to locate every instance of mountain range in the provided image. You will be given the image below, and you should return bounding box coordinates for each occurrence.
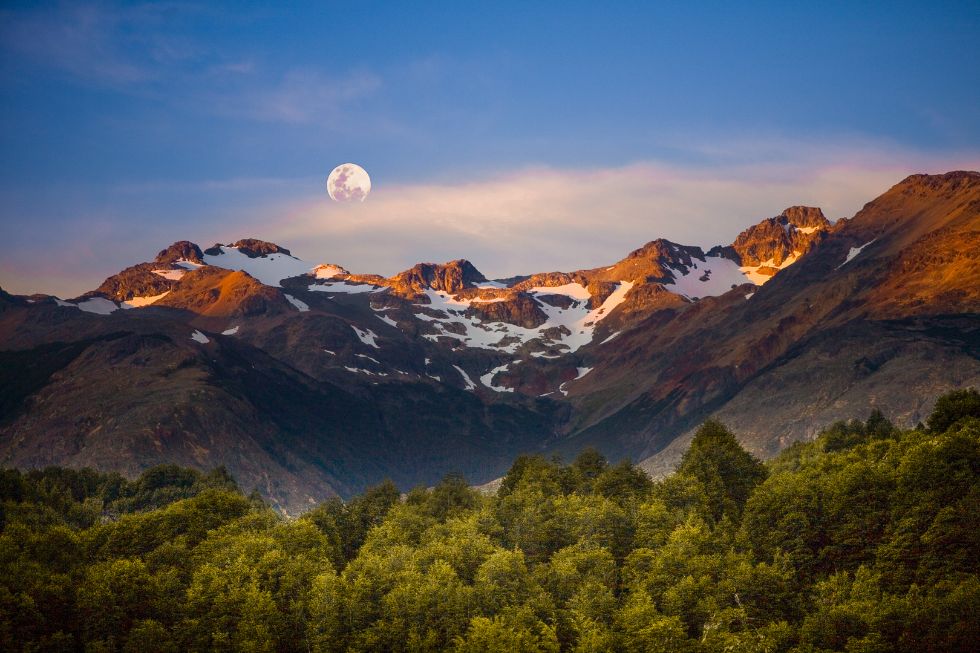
[2,171,978,513]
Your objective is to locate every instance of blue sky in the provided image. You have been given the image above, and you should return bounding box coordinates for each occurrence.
[1,1,978,296]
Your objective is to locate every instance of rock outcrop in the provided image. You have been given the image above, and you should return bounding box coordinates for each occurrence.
[389,260,487,296]
[155,240,205,264]
[204,239,292,258]
[467,293,549,329]
[712,206,831,268]
[94,263,176,301]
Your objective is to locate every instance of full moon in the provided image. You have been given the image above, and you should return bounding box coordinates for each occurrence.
[327,163,371,202]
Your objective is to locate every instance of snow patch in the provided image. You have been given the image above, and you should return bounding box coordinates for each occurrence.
[344,366,388,377]
[666,256,757,298]
[152,269,185,281]
[480,363,515,393]
[222,326,239,335]
[453,365,476,391]
[738,253,800,286]
[531,351,563,359]
[837,239,877,269]
[202,246,313,286]
[284,294,309,312]
[76,297,118,315]
[376,313,399,328]
[121,291,169,309]
[190,330,210,344]
[412,281,632,354]
[309,281,385,294]
[351,325,380,349]
[558,367,593,396]
[527,282,592,301]
[600,331,622,345]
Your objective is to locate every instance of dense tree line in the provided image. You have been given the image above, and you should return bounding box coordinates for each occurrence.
[1,389,978,652]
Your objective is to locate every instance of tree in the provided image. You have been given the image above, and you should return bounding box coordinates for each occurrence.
[538,543,618,648]
[305,571,344,653]
[616,591,695,653]
[426,474,481,521]
[76,558,160,647]
[364,560,473,651]
[474,549,554,620]
[307,480,401,564]
[498,455,564,500]
[123,619,179,653]
[593,461,653,504]
[416,511,498,583]
[676,420,767,522]
[570,449,608,493]
[454,610,560,653]
[926,387,980,433]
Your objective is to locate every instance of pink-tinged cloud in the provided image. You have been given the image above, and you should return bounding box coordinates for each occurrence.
[265,155,978,280]
[2,141,976,297]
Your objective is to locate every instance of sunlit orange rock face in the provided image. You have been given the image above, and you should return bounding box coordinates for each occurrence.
[388,260,486,297]
[709,206,831,274]
[156,267,291,318]
[156,240,206,264]
[852,172,980,317]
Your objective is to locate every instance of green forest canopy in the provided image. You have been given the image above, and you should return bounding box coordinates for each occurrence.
[2,389,979,652]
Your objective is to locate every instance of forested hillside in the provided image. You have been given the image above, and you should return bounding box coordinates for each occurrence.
[2,390,978,652]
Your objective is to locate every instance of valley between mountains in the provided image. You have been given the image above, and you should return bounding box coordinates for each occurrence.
[2,171,979,513]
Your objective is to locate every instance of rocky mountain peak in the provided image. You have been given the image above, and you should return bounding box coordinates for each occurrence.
[624,238,689,260]
[205,238,292,258]
[390,259,487,295]
[715,206,830,268]
[601,239,705,283]
[845,171,980,236]
[837,170,980,317]
[779,206,830,229]
[896,170,980,193]
[155,240,204,264]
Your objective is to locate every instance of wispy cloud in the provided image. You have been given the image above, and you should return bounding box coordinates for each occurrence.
[0,3,380,125]
[206,68,382,124]
[0,3,157,84]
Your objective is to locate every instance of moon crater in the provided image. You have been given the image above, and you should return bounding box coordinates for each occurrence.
[327,163,371,202]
